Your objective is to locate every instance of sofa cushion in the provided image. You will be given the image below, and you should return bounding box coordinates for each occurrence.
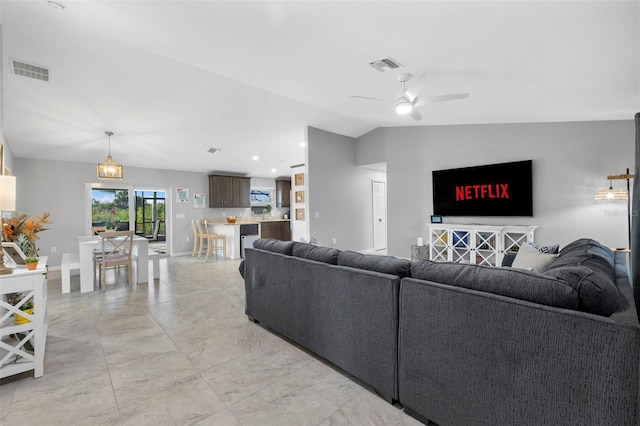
[546,239,615,281]
[292,242,340,264]
[511,243,559,272]
[252,238,295,256]
[411,260,579,311]
[544,266,619,316]
[337,250,411,278]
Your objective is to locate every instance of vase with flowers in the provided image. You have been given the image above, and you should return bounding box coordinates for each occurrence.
[2,212,51,259]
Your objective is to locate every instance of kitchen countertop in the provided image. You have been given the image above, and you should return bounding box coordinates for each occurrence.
[210,218,291,226]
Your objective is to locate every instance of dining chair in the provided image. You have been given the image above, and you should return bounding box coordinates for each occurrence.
[96,230,134,290]
[91,225,107,235]
[191,219,201,256]
[202,220,226,262]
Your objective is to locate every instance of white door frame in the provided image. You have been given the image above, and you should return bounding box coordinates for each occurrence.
[372,180,387,251]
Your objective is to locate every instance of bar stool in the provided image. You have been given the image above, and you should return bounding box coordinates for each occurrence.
[202,220,226,262]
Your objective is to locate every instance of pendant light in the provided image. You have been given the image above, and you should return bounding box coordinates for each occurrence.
[97,131,123,180]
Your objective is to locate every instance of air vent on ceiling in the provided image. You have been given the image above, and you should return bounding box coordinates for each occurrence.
[369,57,403,72]
[11,59,50,81]
[207,148,221,154]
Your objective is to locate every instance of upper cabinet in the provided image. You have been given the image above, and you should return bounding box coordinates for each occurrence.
[233,177,251,208]
[276,179,291,208]
[209,175,250,208]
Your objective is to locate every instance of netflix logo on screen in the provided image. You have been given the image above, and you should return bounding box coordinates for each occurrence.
[432,160,533,217]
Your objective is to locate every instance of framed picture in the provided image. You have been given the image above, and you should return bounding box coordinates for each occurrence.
[294,173,304,186]
[295,208,305,221]
[430,215,443,224]
[2,242,27,265]
[295,191,304,203]
[193,193,206,208]
[176,187,189,203]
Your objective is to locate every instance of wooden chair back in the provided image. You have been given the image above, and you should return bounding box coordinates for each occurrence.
[97,230,134,289]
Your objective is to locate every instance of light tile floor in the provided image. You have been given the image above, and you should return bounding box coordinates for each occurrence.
[0,256,422,426]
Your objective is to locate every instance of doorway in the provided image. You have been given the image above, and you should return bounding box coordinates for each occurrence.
[372,180,387,251]
[135,190,167,253]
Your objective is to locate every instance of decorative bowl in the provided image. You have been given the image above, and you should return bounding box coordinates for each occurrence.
[226,216,237,223]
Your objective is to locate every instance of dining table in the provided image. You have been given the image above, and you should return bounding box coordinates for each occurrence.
[77,235,149,293]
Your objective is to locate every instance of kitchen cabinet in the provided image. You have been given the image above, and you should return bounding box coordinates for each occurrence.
[260,221,291,241]
[208,175,250,208]
[276,179,291,208]
[233,177,251,208]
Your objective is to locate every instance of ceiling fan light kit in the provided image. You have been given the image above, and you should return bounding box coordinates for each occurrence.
[352,68,469,121]
[395,101,413,114]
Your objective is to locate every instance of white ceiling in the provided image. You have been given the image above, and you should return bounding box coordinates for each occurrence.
[1,1,639,178]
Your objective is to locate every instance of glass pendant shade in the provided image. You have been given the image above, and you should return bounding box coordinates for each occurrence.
[97,131,123,180]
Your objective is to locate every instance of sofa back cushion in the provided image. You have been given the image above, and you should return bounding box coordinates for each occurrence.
[411,260,580,310]
[338,250,411,278]
[253,238,296,256]
[292,242,340,264]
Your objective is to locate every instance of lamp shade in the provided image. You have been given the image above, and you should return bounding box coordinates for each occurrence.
[594,187,629,201]
[0,175,16,211]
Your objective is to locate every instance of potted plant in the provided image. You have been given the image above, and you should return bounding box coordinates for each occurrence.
[6,292,34,324]
[24,257,38,270]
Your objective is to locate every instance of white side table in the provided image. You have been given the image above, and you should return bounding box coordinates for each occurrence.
[0,257,48,378]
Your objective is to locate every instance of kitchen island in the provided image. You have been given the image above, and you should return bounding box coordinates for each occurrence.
[207,218,291,259]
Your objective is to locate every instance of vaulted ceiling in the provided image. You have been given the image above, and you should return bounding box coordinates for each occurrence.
[2,1,638,177]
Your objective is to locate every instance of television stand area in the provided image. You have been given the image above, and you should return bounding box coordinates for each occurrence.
[428,224,536,267]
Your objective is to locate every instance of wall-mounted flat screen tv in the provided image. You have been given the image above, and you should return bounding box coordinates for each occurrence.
[432,160,533,217]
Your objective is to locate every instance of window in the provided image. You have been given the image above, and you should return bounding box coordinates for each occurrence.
[91,188,130,230]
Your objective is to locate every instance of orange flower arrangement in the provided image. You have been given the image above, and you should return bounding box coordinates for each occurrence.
[2,212,51,257]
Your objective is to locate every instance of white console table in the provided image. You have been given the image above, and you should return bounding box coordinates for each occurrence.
[428,224,537,266]
[0,257,48,379]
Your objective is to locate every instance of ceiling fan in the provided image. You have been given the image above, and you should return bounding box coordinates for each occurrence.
[351,73,469,121]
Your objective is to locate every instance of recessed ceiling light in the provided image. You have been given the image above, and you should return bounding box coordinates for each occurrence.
[271,169,277,173]
[252,155,259,161]
[299,142,306,147]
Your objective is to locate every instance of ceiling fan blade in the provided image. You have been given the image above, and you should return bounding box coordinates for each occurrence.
[404,73,428,102]
[414,93,469,107]
[351,95,394,103]
[409,108,423,121]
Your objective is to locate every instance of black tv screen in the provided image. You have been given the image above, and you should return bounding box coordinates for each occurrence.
[432,160,533,217]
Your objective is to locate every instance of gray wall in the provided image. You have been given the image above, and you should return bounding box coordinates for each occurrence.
[10,157,291,267]
[357,120,635,258]
[307,126,386,251]
[13,158,210,266]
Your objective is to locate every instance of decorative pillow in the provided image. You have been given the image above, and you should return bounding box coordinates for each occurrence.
[511,243,559,272]
[337,250,411,278]
[527,242,560,254]
[501,252,517,267]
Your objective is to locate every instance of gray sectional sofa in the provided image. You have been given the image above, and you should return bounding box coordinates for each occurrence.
[241,238,640,425]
